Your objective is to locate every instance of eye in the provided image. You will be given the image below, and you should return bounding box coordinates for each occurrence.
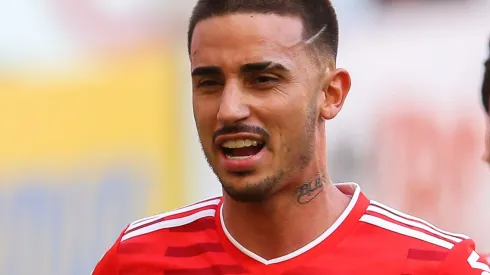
[197,79,221,87]
[252,75,279,85]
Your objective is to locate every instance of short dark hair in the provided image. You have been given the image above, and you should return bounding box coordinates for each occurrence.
[187,0,339,60]
[482,38,490,114]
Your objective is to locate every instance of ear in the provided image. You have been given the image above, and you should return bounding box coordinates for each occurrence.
[319,68,351,120]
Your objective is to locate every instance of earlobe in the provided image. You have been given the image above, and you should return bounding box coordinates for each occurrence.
[319,68,351,120]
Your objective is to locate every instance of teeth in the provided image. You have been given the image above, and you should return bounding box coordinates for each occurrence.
[236,140,245,148]
[225,155,253,160]
[222,139,263,149]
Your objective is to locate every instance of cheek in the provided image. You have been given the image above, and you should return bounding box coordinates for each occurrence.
[193,95,220,118]
[193,99,217,139]
[256,90,306,115]
[256,92,310,130]
[262,107,309,151]
[264,100,309,128]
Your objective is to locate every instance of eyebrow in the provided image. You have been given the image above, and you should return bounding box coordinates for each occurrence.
[240,61,289,74]
[191,61,290,77]
[191,66,223,77]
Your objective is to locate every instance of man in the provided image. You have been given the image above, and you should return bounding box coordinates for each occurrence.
[483,39,490,164]
[93,1,489,274]
[481,39,490,264]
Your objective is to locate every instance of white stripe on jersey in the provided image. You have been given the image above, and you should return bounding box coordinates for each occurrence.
[468,251,490,272]
[122,209,216,242]
[367,205,463,243]
[126,198,221,232]
[360,214,454,249]
[370,200,470,240]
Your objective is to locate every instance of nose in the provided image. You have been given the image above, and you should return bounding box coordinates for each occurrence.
[216,80,251,125]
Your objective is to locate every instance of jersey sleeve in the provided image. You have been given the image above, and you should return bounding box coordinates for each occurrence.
[437,239,490,275]
[92,226,127,275]
[485,254,490,265]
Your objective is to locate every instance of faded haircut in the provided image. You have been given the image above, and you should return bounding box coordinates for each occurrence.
[187,0,339,61]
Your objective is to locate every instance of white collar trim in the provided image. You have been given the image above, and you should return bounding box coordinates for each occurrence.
[220,182,361,265]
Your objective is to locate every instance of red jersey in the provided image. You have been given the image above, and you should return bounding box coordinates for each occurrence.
[484,254,490,266]
[93,183,489,275]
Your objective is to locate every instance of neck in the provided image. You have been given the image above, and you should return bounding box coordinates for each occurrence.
[221,171,350,260]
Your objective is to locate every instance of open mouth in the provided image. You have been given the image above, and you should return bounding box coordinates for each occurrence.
[220,139,265,160]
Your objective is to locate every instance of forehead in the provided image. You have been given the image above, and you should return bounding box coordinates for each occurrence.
[190,13,306,70]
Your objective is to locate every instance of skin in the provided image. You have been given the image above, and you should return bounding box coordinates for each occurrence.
[190,13,352,260]
[486,116,490,164]
[484,52,490,164]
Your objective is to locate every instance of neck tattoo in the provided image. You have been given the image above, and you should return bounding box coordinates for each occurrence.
[296,177,325,204]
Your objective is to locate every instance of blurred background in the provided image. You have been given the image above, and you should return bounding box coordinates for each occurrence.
[0,0,489,274]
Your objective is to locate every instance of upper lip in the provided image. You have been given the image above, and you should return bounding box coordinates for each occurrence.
[214,133,265,147]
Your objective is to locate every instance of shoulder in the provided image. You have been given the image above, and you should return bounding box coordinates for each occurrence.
[92,228,127,275]
[484,253,490,265]
[438,240,490,274]
[358,200,489,274]
[360,200,470,249]
[92,197,222,274]
[121,196,222,242]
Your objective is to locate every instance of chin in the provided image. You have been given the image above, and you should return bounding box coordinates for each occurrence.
[222,182,273,202]
[218,170,285,203]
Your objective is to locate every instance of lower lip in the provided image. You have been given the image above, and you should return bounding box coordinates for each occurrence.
[219,147,266,172]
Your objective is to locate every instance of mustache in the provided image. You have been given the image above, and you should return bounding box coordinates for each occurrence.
[213,124,270,143]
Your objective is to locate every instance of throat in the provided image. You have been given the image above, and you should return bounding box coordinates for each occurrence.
[221,186,343,261]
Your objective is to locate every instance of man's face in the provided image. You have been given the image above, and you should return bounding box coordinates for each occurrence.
[190,13,323,202]
[486,115,490,164]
